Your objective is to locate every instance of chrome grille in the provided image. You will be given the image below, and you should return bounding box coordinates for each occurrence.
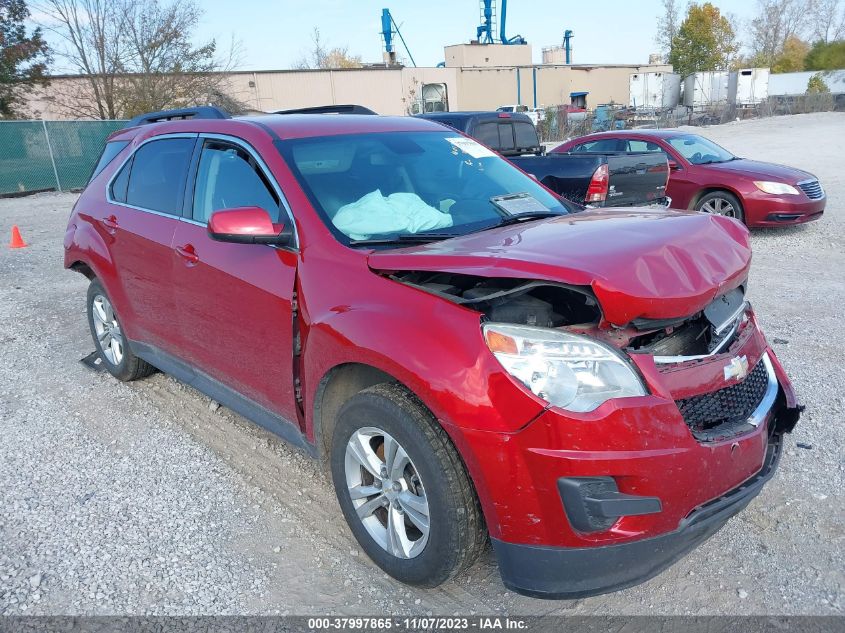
[797,180,824,200]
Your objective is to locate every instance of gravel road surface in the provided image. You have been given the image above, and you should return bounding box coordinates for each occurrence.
[1,112,843,616]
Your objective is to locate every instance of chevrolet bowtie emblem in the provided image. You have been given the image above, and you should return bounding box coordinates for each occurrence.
[724,355,750,381]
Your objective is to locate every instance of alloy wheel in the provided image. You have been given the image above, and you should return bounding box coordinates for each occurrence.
[92,294,124,366]
[700,197,736,218]
[344,426,430,559]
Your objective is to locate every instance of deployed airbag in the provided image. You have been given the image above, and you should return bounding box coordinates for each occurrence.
[332,190,453,240]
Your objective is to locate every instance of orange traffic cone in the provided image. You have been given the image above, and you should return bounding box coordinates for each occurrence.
[9,225,28,249]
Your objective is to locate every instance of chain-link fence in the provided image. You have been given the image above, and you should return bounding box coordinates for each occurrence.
[0,120,125,196]
[536,93,845,144]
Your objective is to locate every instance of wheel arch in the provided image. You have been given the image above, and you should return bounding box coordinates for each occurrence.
[312,362,400,464]
[689,186,744,211]
[68,260,96,280]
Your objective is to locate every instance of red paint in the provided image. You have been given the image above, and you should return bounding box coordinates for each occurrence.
[65,115,799,554]
[554,130,825,227]
[207,206,282,238]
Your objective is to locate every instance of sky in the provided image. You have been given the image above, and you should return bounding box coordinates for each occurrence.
[35,0,761,72]
[192,0,759,69]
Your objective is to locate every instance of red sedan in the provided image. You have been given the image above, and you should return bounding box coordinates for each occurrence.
[554,130,825,227]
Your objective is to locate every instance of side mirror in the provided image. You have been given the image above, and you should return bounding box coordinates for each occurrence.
[208,207,292,246]
[668,160,681,171]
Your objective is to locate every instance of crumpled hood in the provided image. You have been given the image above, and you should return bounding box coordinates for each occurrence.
[368,208,752,325]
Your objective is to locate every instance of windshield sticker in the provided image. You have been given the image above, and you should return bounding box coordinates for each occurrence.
[446,137,496,159]
[490,193,549,216]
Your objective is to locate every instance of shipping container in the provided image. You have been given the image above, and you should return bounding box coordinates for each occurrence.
[629,72,681,110]
[683,71,730,107]
[728,68,770,106]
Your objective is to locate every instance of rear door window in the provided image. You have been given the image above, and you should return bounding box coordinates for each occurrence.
[125,137,195,214]
[192,140,280,224]
[626,140,664,153]
[572,138,622,152]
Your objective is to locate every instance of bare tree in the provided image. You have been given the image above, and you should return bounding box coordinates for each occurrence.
[35,0,126,118]
[35,0,245,119]
[655,0,683,60]
[808,0,845,42]
[747,0,810,66]
[294,28,362,70]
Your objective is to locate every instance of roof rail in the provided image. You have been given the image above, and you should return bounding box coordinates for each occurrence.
[124,106,231,129]
[274,104,378,115]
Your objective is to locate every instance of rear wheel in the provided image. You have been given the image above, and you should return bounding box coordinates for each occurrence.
[696,191,745,223]
[330,383,486,587]
[87,279,154,381]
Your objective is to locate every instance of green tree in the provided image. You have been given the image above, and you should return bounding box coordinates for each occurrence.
[668,2,739,78]
[806,72,831,92]
[804,38,845,69]
[0,0,50,118]
[772,35,810,71]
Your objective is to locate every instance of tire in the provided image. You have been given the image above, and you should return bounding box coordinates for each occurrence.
[695,190,745,223]
[330,383,486,587]
[86,279,154,382]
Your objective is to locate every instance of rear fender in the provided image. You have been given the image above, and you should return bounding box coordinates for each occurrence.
[64,219,137,340]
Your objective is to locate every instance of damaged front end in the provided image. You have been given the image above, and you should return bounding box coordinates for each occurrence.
[385,268,802,443]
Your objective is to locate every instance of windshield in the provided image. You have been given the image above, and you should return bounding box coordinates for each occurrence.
[668,135,734,165]
[276,131,569,246]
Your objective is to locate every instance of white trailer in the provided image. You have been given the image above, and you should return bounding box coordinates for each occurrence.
[683,71,730,107]
[629,72,681,110]
[769,70,845,95]
[728,68,770,106]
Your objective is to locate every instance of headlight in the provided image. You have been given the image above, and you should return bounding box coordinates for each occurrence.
[483,323,647,413]
[754,181,800,195]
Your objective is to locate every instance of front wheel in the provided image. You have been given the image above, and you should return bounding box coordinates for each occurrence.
[695,191,745,223]
[330,383,486,587]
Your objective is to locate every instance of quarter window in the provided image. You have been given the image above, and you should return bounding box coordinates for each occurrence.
[125,137,195,214]
[110,158,132,203]
[90,140,128,182]
[192,141,280,224]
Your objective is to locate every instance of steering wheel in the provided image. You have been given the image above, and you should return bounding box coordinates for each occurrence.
[690,152,703,164]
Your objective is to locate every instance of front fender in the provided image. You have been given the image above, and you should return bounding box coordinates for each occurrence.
[299,266,545,440]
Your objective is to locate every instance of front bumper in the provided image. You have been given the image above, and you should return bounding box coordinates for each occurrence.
[744,190,825,227]
[493,433,784,599]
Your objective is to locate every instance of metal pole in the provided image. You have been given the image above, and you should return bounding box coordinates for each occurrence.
[391,15,416,67]
[533,67,538,109]
[42,119,62,193]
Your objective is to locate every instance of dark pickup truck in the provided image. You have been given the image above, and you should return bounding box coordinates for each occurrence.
[416,111,670,208]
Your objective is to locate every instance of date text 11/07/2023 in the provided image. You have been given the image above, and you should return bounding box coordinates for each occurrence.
[307,617,529,630]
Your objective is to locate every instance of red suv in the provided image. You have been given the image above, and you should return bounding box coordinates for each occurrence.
[65,106,802,599]
[554,130,825,227]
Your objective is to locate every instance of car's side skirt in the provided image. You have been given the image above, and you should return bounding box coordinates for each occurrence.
[131,341,318,458]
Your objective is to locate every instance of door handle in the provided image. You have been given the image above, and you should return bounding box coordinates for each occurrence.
[175,244,199,265]
[101,215,119,234]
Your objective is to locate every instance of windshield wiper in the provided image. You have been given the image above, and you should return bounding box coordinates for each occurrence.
[487,211,563,229]
[348,233,462,246]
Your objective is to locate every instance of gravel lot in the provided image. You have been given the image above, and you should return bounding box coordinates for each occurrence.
[1,112,843,616]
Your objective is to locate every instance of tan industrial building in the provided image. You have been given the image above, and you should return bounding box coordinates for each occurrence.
[26,43,671,119]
